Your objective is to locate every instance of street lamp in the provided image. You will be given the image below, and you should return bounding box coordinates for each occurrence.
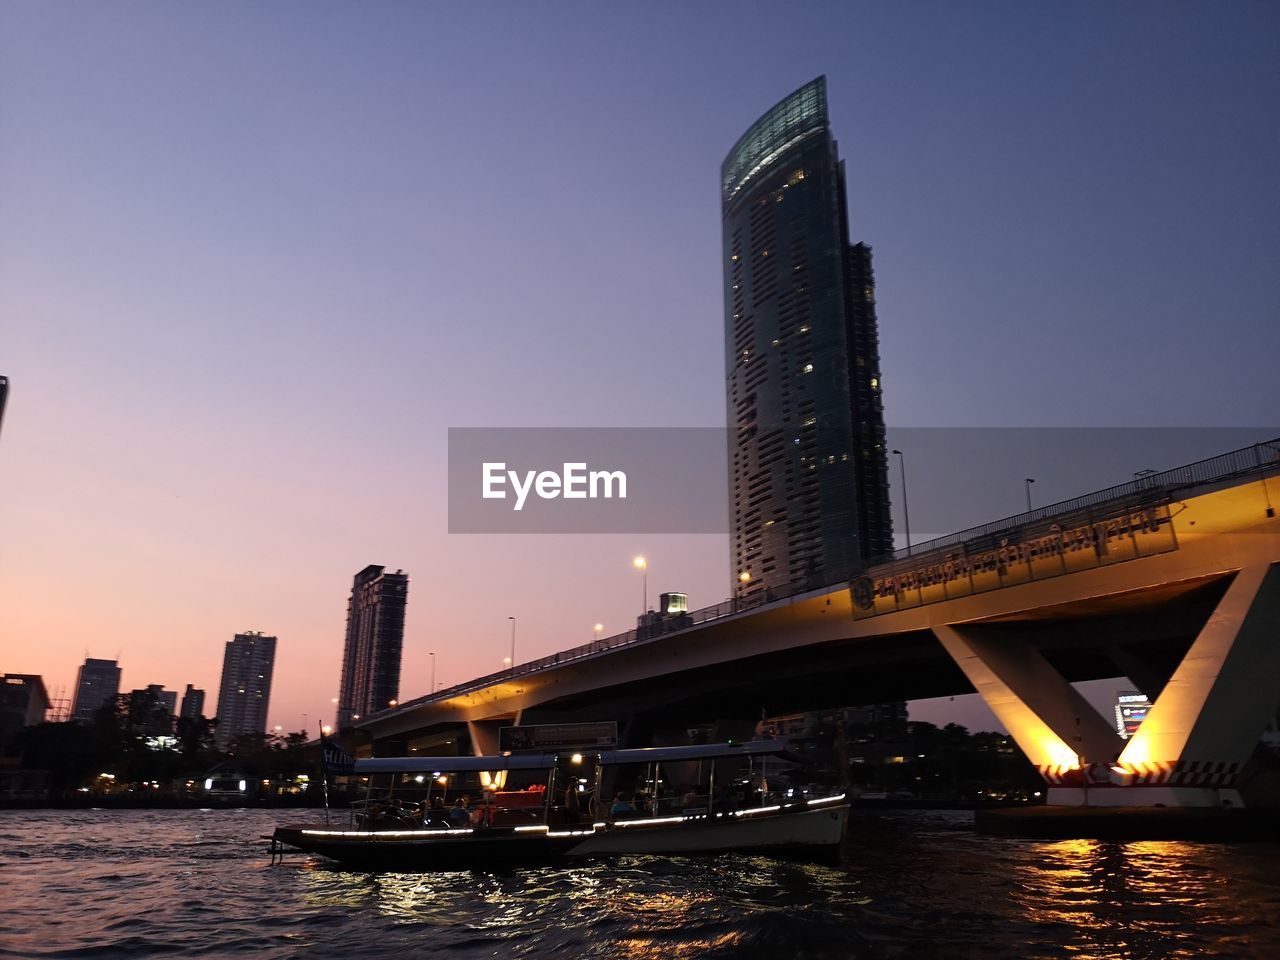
[593,623,604,645]
[508,616,516,674]
[1025,477,1036,513]
[891,449,911,554]
[429,651,436,693]
[737,571,751,607]
[633,556,648,614]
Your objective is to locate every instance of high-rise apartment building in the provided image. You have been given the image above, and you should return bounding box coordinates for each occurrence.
[721,77,893,599]
[71,657,122,722]
[213,632,276,749]
[337,566,408,729]
[179,684,206,721]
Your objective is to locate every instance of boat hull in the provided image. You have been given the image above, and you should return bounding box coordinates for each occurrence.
[568,806,845,857]
[272,803,846,870]
[272,825,582,869]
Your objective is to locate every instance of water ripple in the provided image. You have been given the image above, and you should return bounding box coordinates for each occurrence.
[0,809,1277,959]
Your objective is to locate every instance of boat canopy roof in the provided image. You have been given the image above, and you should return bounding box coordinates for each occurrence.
[354,739,791,775]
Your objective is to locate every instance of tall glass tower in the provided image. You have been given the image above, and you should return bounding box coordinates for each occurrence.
[722,77,892,600]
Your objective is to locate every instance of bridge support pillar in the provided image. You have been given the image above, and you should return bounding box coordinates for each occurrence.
[937,562,1280,807]
[467,714,521,790]
[932,624,1124,779]
[1107,562,1280,807]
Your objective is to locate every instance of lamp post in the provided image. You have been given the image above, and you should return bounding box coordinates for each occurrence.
[737,571,751,609]
[633,556,648,615]
[891,449,911,554]
[508,617,516,675]
[429,652,436,693]
[1025,477,1036,513]
[593,623,603,646]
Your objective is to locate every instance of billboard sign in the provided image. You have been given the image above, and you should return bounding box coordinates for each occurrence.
[1114,690,1152,739]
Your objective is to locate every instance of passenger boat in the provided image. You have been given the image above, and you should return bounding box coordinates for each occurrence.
[269,739,847,869]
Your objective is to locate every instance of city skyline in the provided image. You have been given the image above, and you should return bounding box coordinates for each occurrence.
[1,3,1277,735]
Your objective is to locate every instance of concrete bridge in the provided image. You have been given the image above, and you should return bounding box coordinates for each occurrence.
[357,440,1280,807]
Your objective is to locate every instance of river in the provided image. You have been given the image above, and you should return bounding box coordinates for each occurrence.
[1,808,1277,958]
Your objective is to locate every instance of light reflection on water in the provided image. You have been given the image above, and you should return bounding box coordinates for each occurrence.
[0,808,1277,959]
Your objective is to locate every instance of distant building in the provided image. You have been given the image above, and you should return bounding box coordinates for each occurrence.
[126,685,177,736]
[337,566,408,729]
[71,657,122,722]
[721,77,893,599]
[179,684,206,721]
[0,674,51,746]
[637,592,693,638]
[214,632,277,750]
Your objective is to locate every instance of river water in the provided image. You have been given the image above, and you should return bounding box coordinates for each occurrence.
[1,808,1277,959]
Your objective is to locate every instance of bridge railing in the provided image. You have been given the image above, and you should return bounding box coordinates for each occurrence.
[877,437,1279,563]
[375,437,1280,720]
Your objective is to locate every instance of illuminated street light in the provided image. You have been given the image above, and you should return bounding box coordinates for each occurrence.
[594,623,604,645]
[321,724,333,736]
[634,556,648,614]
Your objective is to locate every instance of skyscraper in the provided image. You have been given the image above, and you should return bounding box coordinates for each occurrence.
[213,632,276,750]
[721,77,892,599]
[337,566,408,729]
[71,657,122,722]
[179,684,206,721]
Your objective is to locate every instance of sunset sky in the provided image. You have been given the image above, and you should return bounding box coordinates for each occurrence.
[2,2,1277,734]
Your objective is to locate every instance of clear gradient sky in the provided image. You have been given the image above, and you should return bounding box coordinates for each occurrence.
[2,2,1277,735]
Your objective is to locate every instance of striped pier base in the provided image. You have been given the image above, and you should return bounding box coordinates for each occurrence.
[1038,760,1243,788]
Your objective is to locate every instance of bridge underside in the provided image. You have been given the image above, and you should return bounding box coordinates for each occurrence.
[381,574,1230,764]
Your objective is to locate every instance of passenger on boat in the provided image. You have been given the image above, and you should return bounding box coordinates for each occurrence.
[448,796,471,827]
[424,796,451,828]
[386,798,413,826]
[609,792,636,819]
[564,785,581,820]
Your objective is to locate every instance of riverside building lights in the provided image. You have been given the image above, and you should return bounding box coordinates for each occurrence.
[482,462,627,511]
